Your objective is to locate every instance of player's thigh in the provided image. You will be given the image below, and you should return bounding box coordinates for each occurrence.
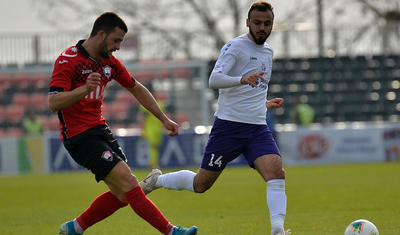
[253,154,285,181]
[201,119,246,171]
[244,124,281,168]
[193,168,223,193]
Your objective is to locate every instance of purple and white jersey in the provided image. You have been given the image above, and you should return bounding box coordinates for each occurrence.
[209,34,274,125]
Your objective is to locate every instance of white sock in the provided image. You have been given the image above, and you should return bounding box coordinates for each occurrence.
[267,179,287,232]
[156,170,195,192]
[73,218,84,234]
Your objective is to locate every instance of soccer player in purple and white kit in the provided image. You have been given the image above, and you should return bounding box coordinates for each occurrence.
[140,2,289,235]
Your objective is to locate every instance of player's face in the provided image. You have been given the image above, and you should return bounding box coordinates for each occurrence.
[247,10,274,45]
[99,27,126,59]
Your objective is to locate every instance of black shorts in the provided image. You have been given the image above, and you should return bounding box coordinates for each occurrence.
[63,125,127,182]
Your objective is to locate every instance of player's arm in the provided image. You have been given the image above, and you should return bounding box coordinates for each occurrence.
[126,81,179,136]
[48,73,101,112]
[209,49,265,89]
[210,70,265,89]
[209,53,242,89]
[266,97,284,109]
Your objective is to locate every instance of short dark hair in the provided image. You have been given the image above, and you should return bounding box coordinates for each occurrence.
[248,1,274,19]
[89,12,128,37]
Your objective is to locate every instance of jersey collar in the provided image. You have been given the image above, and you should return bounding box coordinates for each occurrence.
[76,40,99,63]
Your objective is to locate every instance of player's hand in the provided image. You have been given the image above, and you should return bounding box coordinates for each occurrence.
[266,98,284,109]
[240,72,265,87]
[86,72,101,92]
[162,118,179,136]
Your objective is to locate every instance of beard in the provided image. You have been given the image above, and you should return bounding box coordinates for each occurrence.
[99,39,111,59]
[249,28,270,45]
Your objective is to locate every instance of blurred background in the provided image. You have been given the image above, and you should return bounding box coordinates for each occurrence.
[0,0,399,174]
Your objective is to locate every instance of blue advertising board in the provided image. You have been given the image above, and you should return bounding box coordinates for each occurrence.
[47,132,248,172]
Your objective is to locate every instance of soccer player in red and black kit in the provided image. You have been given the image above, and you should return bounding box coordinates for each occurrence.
[49,12,198,235]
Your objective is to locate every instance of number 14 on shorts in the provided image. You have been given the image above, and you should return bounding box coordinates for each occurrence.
[208,153,223,168]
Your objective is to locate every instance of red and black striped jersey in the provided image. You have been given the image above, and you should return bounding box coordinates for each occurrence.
[49,40,136,141]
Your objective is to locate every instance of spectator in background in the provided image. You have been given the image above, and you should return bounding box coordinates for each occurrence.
[139,91,167,168]
[23,110,43,136]
[291,98,315,126]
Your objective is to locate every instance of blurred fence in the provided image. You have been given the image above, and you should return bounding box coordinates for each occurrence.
[0,60,211,138]
[1,54,398,138]
[0,23,399,138]
[0,25,399,66]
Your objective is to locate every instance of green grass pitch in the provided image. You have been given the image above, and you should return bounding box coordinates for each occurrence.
[0,162,399,234]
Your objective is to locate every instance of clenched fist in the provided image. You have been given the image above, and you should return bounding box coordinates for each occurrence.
[266,98,284,109]
[86,72,101,92]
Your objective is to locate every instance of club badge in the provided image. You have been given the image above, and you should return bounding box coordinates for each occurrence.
[103,65,112,78]
[102,150,113,161]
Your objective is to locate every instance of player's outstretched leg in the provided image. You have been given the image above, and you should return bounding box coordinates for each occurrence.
[140,169,196,194]
[171,225,198,235]
[139,168,162,194]
[59,220,82,235]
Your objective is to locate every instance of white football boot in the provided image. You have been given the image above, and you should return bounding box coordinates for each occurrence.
[139,168,162,194]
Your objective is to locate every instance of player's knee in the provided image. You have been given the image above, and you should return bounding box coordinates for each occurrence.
[125,174,139,188]
[263,167,286,181]
[117,171,139,192]
[193,182,211,193]
[114,192,129,204]
[272,167,286,180]
[193,185,210,193]
[277,167,286,179]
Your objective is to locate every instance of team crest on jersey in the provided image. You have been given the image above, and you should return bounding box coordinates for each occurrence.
[103,65,112,78]
[102,150,113,161]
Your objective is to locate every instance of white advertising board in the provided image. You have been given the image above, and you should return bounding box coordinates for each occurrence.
[279,126,386,165]
[0,138,18,174]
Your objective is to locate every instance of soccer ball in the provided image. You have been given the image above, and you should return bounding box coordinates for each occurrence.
[344,219,379,235]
